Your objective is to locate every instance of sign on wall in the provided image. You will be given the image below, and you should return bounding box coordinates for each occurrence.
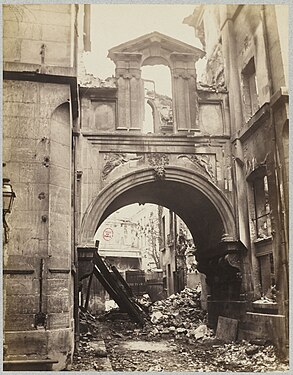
[103,227,114,241]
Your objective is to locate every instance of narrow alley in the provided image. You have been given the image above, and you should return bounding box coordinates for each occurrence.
[72,287,288,372]
[3,4,289,371]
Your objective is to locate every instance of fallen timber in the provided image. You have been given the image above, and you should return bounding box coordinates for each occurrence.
[86,245,145,326]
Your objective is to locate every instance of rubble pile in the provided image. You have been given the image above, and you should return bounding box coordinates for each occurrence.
[188,341,289,372]
[146,285,213,340]
[79,309,97,334]
[106,338,289,372]
[73,290,289,372]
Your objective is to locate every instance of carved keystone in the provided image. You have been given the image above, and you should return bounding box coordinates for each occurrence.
[147,153,169,180]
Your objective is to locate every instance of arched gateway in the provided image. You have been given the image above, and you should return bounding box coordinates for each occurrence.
[80,166,236,250]
[76,30,248,331]
[3,5,289,370]
[78,162,246,328]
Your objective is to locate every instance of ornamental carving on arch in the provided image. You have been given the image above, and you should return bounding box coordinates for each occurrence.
[178,154,216,183]
[147,153,169,180]
[102,153,143,180]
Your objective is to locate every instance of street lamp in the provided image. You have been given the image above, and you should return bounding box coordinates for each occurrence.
[3,178,16,244]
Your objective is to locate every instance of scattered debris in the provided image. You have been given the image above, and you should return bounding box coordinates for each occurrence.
[144,286,212,340]
[79,73,117,89]
[72,284,288,372]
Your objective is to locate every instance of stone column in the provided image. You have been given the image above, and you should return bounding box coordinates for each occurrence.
[170,53,199,133]
[112,52,143,131]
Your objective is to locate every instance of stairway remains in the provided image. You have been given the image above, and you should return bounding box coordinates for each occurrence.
[84,245,145,326]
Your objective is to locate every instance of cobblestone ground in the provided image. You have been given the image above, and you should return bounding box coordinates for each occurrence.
[72,318,289,372]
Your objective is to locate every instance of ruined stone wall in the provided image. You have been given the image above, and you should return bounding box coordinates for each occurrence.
[233,5,270,117]
[184,5,288,349]
[231,4,288,309]
[218,4,288,350]
[3,3,78,370]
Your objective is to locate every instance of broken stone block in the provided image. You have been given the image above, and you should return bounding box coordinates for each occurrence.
[148,364,163,372]
[151,311,163,324]
[216,316,238,342]
[193,324,208,340]
[176,327,187,334]
[151,327,159,335]
[94,349,108,358]
[245,345,259,356]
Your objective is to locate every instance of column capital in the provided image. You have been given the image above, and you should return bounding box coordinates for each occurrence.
[108,51,143,65]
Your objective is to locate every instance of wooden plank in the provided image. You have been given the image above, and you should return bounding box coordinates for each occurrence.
[84,271,94,310]
[93,252,144,325]
[93,266,122,305]
[84,242,99,309]
[111,266,134,298]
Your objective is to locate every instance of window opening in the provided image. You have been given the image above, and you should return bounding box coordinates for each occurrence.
[242,57,259,120]
[141,65,173,134]
[167,264,171,278]
[161,215,166,249]
[249,171,275,298]
[143,80,156,133]
[257,253,275,298]
[169,210,174,239]
[252,175,271,239]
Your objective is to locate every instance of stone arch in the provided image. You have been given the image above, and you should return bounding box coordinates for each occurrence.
[142,55,170,68]
[145,98,160,133]
[80,166,236,256]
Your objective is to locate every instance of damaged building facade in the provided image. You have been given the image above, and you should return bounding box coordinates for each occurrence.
[183,3,289,347]
[2,3,288,370]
